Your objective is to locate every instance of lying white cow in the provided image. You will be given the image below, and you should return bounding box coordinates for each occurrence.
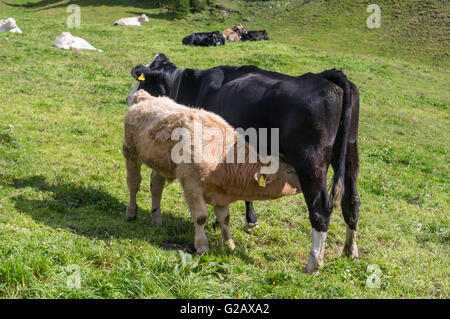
[0,18,22,33]
[54,32,103,52]
[114,14,149,26]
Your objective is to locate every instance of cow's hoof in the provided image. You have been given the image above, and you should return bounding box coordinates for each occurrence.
[303,255,323,275]
[126,214,137,222]
[344,227,358,259]
[224,239,236,251]
[245,222,259,232]
[196,246,209,255]
[343,244,358,260]
[152,219,163,227]
[126,205,138,221]
[195,240,209,255]
[150,208,162,227]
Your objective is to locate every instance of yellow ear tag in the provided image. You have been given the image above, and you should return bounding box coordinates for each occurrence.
[138,73,145,81]
[258,175,266,188]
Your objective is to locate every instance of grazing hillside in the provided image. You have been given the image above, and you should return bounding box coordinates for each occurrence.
[0,0,448,298]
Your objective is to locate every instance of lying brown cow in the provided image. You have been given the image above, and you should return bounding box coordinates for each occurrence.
[222,24,247,41]
[123,90,300,254]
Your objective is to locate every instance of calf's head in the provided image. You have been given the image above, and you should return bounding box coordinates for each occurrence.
[233,24,247,35]
[254,162,301,197]
[127,53,177,106]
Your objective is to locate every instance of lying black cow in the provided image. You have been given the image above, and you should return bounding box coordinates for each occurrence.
[241,30,269,41]
[127,53,360,274]
[182,31,225,47]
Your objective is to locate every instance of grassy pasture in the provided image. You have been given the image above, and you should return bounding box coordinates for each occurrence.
[0,0,449,298]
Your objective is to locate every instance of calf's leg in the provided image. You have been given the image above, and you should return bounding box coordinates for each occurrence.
[125,158,142,221]
[181,178,209,254]
[150,170,165,226]
[214,205,235,250]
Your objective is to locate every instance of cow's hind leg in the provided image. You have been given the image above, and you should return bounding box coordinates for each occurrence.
[294,160,331,275]
[125,158,142,221]
[150,170,165,226]
[339,141,360,259]
[181,178,209,254]
[214,205,235,250]
[245,201,258,229]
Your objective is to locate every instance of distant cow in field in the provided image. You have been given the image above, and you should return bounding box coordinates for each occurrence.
[114,14,149,26]
[54,32,103,52]
[241,30,269,41]
[127,53,361,274]
[222,24,247,41]
[0,18,22,33]
[123,90,301,253]
[182,31,225,47]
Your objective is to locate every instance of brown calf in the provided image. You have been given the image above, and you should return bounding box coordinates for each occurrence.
[123,90,300,253]
[222,24,247,41]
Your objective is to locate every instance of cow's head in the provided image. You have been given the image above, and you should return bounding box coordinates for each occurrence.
[1,18,17,31]
[233,24,247,35]
[211,32,224,46]
[127,53,177,106]
[138,14,149,23]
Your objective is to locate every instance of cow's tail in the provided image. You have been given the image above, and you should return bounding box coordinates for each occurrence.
[320,69,353,209]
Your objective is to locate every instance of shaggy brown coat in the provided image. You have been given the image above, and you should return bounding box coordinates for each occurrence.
[123,90,300,253]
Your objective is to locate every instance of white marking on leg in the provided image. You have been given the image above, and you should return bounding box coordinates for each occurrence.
[224,239,235,250]
[213,206,234,250]
[303,228,327,274]
[344,225,358,259]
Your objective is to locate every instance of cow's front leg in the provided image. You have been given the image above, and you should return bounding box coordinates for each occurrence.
[245,201,258,230]
[182,179,209,254]
[214,205,235,250]
[125,158,142,221]
[150,170,165,226]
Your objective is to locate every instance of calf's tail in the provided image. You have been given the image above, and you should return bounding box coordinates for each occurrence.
[319,69,353,209]
[122,120,137,160]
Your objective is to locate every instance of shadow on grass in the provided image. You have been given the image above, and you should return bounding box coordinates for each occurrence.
[125,10,170,20]
[2,0,160,10]
[5,175,255,263]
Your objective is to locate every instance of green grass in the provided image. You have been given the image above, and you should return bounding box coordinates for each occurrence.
[0,0,449,298]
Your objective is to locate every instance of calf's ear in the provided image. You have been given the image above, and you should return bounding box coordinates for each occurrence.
[254,173,267,188]
[131,65,152,82]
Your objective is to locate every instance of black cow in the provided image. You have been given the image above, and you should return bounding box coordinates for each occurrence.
[127,53,360,274]
[182,31,225,47]
[241,30,269,41]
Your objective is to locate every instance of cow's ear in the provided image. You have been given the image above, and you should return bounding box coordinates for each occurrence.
[131,65,152,82]
[207,68,224,90]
